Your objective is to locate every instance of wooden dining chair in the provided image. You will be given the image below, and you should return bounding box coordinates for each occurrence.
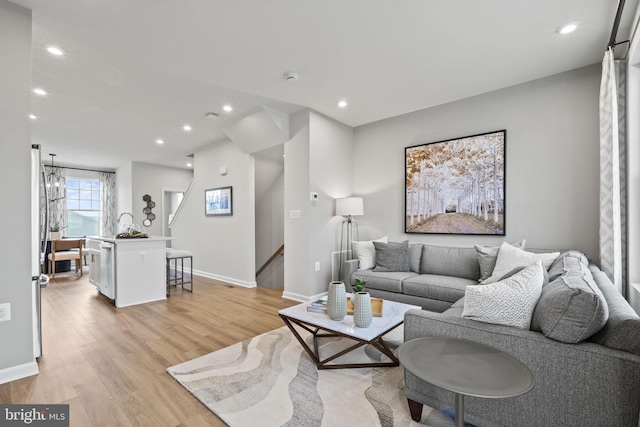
[48,239,84,278]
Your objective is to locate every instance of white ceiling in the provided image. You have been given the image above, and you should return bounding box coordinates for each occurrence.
[10,0,637,171]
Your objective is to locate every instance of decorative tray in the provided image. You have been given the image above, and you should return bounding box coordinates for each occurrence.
[347,297,383,317]
[116,232,149,239]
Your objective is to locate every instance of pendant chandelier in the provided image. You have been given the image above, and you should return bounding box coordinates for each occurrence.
[47,153,66,201]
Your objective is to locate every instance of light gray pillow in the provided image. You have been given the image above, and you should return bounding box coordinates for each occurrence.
[373,240,410,272]
[475,240,526,282]
[482,242,559,284]
[463,261,544,330]
[351,236,388,270]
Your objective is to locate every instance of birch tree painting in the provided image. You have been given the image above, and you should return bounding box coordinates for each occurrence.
[405,130,505,235]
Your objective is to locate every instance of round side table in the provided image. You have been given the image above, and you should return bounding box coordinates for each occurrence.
[398,337,534,427]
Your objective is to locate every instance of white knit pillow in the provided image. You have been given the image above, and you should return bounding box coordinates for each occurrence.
[463,261,544,330]
[352,236,388,270]
[481,242,559,285]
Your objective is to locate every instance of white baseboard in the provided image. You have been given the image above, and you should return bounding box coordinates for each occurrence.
[629,283,640,316]
[193,269,257,288]
[281,290,327,303]
[0,361,39,385]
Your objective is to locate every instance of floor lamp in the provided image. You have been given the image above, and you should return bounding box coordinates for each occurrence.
[336,197,364,281]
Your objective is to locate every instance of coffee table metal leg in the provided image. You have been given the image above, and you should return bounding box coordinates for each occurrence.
[455,393,464,427]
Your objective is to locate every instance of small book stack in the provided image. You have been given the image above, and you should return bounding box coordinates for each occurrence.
[306,297,328,313]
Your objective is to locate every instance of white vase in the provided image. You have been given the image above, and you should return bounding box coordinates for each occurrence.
[51,231,61,240]
[354,292,373,328]
[327,281,347,321]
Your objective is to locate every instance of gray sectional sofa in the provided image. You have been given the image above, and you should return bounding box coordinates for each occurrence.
[344,242,640,426]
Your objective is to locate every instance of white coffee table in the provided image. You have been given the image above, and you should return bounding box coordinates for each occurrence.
[279,299,421,369]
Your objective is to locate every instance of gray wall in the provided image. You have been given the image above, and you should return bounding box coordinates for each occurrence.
[171,140,257,286]
[115,162,133,225]
[0,1,34,374]
[130,162,192,236]
[353,64,601,260]
[255,165,284,289]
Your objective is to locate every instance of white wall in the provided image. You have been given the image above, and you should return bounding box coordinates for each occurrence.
[353,64,601,260]
[283,110,354,301]
[0,1,35,379]
[171,140,257,286]
[130,162,192,236]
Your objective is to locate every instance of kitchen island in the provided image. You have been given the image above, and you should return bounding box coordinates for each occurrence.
[86,236,171,308]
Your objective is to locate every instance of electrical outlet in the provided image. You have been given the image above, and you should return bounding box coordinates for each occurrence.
[315,262,320,271]
[0,303,11,322]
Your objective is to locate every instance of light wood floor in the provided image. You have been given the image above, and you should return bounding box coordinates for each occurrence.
[0,270,298,426]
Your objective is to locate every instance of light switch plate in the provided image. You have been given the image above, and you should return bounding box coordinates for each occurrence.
[0,303,11,322]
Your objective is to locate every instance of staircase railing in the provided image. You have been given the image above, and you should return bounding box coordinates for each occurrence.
[168,179,194,229]
[256,244,284,276]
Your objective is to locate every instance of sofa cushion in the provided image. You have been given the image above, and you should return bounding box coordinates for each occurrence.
[403,275,474,304]
[475,240,526,282]
[482,242,559,284]
[351,269,417,293]
[419,244,480,281]
[409,243,423,273]
[531,261,608,343]
[463,261,544,329]
[373,241,410,272]
[587,268,640,356]
[352,236,388,270]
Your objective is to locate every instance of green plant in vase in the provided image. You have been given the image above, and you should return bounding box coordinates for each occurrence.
[352,277,368,304]
[49,222,67,239]
[353,277,368,293]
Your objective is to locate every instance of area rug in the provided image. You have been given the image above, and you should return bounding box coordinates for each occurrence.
[167,325,456,427]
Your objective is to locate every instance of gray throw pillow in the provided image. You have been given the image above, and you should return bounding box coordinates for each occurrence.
[475,240,526,282]
[373,241,410,272]
[531,263,608,343]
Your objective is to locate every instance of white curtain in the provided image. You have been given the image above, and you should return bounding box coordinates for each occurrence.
[599,47,626,295]
[100,172,116,236]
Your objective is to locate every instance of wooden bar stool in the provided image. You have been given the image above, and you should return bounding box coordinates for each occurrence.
[166,249,193,296]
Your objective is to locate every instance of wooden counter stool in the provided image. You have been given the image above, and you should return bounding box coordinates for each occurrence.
[166,248,193,296]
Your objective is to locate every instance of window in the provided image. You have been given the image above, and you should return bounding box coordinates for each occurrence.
[66,177,100,237]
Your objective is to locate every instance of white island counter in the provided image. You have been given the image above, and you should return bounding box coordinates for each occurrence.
[87,236,171,308]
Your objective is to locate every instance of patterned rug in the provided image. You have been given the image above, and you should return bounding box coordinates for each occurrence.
[167,325,456,427]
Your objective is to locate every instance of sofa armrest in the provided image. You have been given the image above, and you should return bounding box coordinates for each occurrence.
[341,259,359,286]
[403,309,640,427]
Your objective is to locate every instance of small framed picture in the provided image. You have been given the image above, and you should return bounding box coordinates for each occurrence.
[205,186,233,216]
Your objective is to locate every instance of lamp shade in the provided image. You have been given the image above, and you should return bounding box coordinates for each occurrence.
[335,197,364,216]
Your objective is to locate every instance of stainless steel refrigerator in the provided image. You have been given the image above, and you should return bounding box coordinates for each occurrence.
[31,144,47,358]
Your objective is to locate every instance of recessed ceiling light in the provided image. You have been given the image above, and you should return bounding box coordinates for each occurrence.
[156,139,164,145]
[338,100,348,108]
[33,88,47,96]
[187,163,193,167]
[45,45,65,56]
[183,125,192,132]
[556,20,581,34]
[29,114,37,120]
[223,105,233,112]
